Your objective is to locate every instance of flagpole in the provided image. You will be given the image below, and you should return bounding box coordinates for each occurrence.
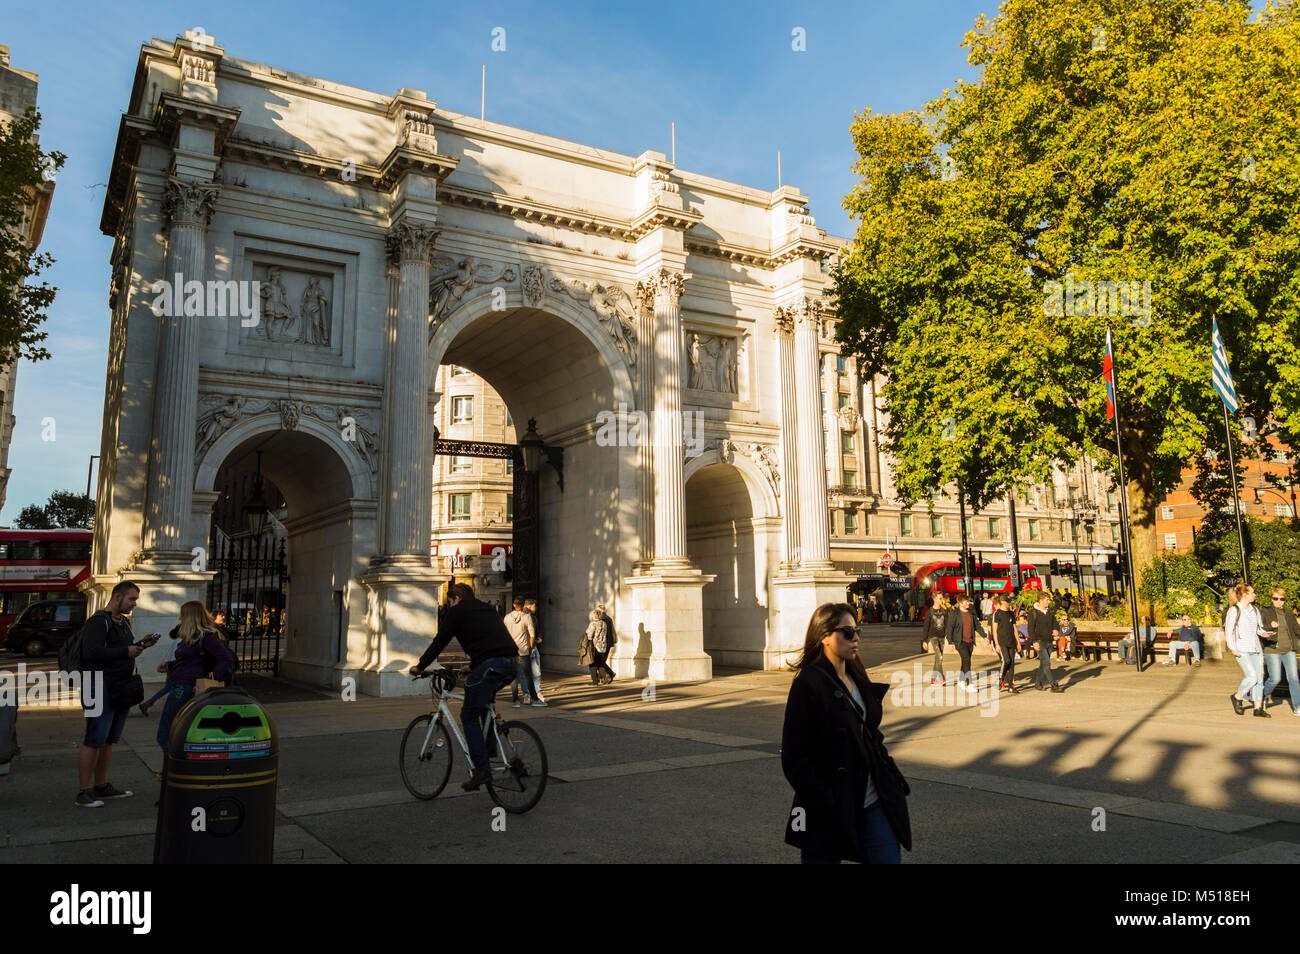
[1106,324,1144,669]
[1222,404,1249,585]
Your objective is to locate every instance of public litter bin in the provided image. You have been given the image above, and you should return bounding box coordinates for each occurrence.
[154,685,278,863]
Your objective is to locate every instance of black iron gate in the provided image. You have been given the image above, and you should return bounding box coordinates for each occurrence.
[205,533,287,675]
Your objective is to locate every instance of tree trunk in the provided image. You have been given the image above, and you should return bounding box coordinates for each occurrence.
[1127,477,1159,619]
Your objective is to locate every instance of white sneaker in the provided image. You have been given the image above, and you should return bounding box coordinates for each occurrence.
[1161,660,1172,665]
[512,700,521,708]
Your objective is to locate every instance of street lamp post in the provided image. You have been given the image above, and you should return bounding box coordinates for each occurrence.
[1254,485,1300,531]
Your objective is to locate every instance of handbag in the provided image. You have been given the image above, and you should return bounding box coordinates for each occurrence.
[195,677,223,693]
[108,669,145,710]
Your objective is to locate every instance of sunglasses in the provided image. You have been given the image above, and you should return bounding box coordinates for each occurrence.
[830,625,859,640]
[1273,597,1286,601]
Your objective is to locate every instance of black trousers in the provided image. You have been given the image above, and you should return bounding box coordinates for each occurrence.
[998,641,1017,685]
[955,642,974,681]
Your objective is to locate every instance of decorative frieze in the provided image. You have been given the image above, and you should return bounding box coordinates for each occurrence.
[194,393,380,475]
[428,256,517,334]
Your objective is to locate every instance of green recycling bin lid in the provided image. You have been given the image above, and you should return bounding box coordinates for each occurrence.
[183,703,272,760]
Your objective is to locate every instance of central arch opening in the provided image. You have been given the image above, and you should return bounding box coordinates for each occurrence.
[433,304,632,669]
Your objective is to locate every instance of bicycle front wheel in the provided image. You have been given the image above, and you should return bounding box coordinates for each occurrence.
[400,713,453,800]
[487,720,548,814]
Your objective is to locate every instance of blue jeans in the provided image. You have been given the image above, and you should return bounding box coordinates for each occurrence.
[1235,652,1265,706]
[462,657,518,772]
[143,677,174,708]
[529,648,543,699]
[511,653,538,702]
[156,684,195,750]
[1167,640,1201,662]
[1263,652,1300,712]
[801,801,901,864]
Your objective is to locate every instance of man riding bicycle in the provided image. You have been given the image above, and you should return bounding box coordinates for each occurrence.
[409,582,520,791]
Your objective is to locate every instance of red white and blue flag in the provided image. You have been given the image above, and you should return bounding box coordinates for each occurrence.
[1102,327,1117,420]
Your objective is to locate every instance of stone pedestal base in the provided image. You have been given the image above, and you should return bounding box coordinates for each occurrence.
[770,569,855,666]
[621,567,716,683]
[358,563,446,697]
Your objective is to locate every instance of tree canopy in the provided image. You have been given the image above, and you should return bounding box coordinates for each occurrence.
[13,489,93,529]
[0,105,63,365]
[832,0,1300,576]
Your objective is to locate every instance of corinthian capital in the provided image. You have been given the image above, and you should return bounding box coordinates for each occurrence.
[637,268,689,307]
[386,222,439,266]
[773,305,795,336]
[789,295,824,328]
[163,177,220,230]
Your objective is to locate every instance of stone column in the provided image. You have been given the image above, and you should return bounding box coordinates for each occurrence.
[774,308,801,566]
[793,296,832,567]
[636,284,657,564]
[647,268,690,567]
[381,221,437,561]
[142,177,219,558]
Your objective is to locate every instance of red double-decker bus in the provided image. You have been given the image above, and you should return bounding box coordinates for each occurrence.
[912,560,1042,603]
[0,529,92,642]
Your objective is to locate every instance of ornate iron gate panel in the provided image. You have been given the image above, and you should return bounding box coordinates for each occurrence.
[205,534,287,675]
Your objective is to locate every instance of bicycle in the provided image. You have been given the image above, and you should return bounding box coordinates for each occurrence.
[400,663,548,813]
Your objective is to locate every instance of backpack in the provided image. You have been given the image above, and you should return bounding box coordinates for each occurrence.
[59,612,110,673]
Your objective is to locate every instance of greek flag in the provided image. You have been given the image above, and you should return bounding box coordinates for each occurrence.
[1211,317,1239,414]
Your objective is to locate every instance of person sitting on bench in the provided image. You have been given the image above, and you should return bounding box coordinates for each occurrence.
[1118,616,1157,664]
[1164,614,1203,666]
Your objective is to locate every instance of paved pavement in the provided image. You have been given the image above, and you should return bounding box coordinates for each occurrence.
[2,626,1298,864]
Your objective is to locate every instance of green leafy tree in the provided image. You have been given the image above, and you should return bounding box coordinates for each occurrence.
[833,0,1300,613]
[14,503,53,529]
[0,105,63,365]
[1138,551,1215,621]
[1198,515,1300,598]
[12,489,93,529]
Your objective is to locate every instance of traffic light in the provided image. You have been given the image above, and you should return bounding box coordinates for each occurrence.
[1049,558,1060,576]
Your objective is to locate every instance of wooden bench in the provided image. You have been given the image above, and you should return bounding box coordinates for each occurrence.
[1074,631,1199,664]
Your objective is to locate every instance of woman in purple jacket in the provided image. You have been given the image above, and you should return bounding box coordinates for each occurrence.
[155,601,235,750]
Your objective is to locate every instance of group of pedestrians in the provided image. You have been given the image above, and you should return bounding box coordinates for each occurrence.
[73,580,234,808]
[1226,583,1300,718]
[921,589,1063,693]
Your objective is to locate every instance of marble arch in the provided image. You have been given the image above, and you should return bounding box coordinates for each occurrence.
[90,30,848,694]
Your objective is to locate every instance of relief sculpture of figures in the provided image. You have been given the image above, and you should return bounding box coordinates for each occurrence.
[688,334,703,389]
[300,276,330,346]
[259,267,298,341]
[685,333,738,393]
[195,395,247,458]
[429,257,519,337]
[548,275,638,366]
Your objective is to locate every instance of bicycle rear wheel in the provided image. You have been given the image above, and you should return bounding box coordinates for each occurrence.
[400,713,452,800]
[486,720,548,814]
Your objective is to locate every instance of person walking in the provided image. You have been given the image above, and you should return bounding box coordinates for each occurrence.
[1028,591,1064,691]
[503,598,541,707]
[156,601,235,750]
[583,608,614,685]
[1163,614,1204,666]
[1261,588,1300,714]
[781,602,911,864]
[943,594,987,693]
[75,581,160,807]
[921,591,948,686]
[523,598,546,704]
[1225,583,1268,717]
[992,595,1020,692]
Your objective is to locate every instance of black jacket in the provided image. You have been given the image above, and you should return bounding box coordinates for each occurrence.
[944,606,987,647]
[419,597,518,671]
[781,657,912,860]
[1028,607,1057,646]
[78,610,136,686]
[1259,606,1299,654]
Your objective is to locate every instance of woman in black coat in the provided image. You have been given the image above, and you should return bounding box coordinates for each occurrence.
[781,602,912,864]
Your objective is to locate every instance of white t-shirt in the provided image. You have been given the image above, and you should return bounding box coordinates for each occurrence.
[846,679,880,808]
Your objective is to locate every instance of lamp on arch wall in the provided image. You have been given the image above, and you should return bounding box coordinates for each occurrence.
[243,451,270,536]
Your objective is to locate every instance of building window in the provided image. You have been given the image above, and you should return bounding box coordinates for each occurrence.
[452,365,472,377]
[1163,532,1178,550]
[930,515,943,537]
[1107,490,1117,510]
[1070,521,1079,543]
[836,355,847,373]
[451,456,472,474]
[844,512,858,534]
[1028,519,1040,541]
[1110,523,1120,542]
[822,390,830,414]
[506,456,514,476]
[988,517,1000,538]
[900,513,913,536]
[843,470,857,489]
[451,396,474,423]
[838,392,851,409]
[964,517,972,538]
[830,512,838,537]
[506,494,513,523]
[449,493,472,522]
[840,432,854,454]
[506,409,513,427]
[1160,505,1174,520]
[1276,503,1294,518]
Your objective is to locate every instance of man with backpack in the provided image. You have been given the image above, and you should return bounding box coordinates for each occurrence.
[64,581,159,807]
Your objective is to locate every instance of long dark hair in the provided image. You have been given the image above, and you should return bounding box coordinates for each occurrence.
[790,602,868,679]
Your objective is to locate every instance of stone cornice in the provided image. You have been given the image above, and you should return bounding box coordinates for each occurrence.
[439,185,630,237]
[377,145,459,190]
[153,93,241,152]
[627,202,704,240]
[100,114,156,236]
[222,137,384,185]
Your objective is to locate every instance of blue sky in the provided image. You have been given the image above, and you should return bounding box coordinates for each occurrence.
[1,0,991,522]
